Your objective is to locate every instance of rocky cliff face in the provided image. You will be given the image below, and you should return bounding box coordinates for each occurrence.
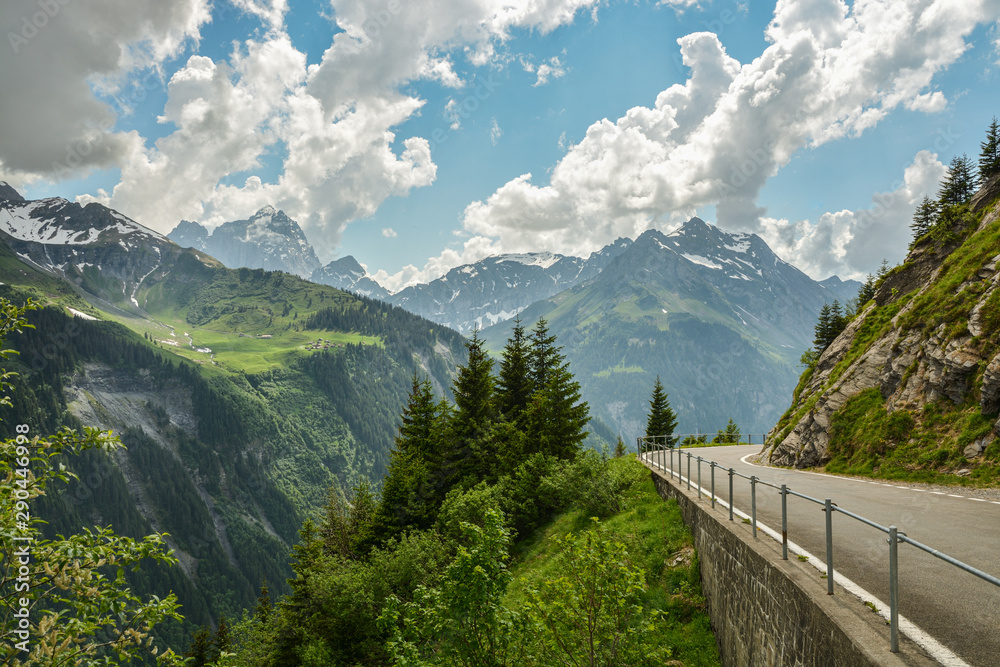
[168,207,321,278]
[764,174,1000,469]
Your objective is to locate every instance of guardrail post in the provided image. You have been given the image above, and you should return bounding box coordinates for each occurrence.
[825,498,834,595]
[728,468,734,521]
[781,484,788,560]
[710,463,716,508]
[697,457,702,499]
[686,452,691,490]
[889,526,899,653]
[750,476,758,538]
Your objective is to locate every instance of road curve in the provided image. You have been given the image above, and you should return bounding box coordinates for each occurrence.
[641,444,1000,667]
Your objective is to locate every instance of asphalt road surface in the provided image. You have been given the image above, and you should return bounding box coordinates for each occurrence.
[641,445,1000,667]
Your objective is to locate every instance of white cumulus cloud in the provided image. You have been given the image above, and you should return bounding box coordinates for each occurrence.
[457,0,998,271]
[759,150,948,280]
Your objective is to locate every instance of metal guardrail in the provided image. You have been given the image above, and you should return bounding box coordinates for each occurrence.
[636,436,1000,654]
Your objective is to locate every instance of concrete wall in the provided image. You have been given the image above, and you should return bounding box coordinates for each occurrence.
[648,468,932,667]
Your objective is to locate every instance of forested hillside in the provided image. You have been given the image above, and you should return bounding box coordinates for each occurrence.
[0,232,466,652]
[210,319,719,667]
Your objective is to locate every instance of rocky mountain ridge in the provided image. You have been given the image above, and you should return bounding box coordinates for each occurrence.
[385,240,633,334]
[310,255,391,300]
[481,217,860,437]
[168,207,321,278]
[764,174,1000,470]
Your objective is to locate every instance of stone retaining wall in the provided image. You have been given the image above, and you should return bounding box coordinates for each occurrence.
[649,468,932,667]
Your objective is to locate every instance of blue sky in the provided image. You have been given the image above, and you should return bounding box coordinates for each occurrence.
[1,0,998,289]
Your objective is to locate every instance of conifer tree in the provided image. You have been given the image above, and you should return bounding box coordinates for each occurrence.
[184,627,213,666]
[395,374,438,460]
[452,328,495,443]
[495,317,533,422]
[524,360,590,459]
[614,435,627,458]
[528,318,561,392]
[713,418,741,444]
[254,582,272,622]
[446,328,496,484]
[214,615,232,661]
[910,196,938,246]
[939,153,976,205]
[813,303,832,353]
[644,376,677,446]
[855,273,877,307]
[979,116,1000,183]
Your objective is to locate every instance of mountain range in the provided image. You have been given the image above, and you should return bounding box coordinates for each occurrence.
[481,218,860,437]
[160,202,861,438]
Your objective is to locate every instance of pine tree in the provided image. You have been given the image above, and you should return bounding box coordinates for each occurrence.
[713,418,741,444]
[910,196,938,246]
[452,328,495,443]
[524,360,590,460]
[613,435,627,458]
[979,116,1000,183]
[529,318,561,392]
[644,376,677,446]
[214,615,231,661]
[813,303,832,353]
[495,317,533,422]
[939,153,976,206]
[395,374,438,460]
[184,627,212,667]
[254,582,272,622]
[856,273,876,306]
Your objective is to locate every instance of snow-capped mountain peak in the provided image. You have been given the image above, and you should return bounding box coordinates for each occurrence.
[168,206,320,278]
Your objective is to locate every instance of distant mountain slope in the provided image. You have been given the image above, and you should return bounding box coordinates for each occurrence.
[482,218,854,438]
[764,174,1000,476]
[0,182,464,649]
[386,240,632,333]
[311,255,391,300]
[168,207,321,278]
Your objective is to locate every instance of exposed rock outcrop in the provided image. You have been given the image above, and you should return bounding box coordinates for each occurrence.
[764,185,1000,468]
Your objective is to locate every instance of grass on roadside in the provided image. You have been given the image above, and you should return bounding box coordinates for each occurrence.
[506,456,721,666]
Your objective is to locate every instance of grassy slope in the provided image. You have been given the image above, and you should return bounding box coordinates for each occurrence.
[506,456,721,666]
[774,194,1000,487]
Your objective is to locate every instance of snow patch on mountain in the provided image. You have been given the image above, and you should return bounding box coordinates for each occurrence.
[681,253,723,270]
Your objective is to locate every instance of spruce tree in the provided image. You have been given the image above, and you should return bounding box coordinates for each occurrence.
[814,300,847,353]
[524,360,590,459]
[495,317,533,422]
[644,376,677,446]
[856,273,876,307]
[979,116,1000,183]
[939,153,976,206]
[447,328,496,483]
[375,377,441,536]
[396,374,438,460]
[184,627,212,667]
[214,615,231,661]
[529,318,561,392]
[813,303,832,353]
[452,328,495,442]
[909,196,938,246]
[614,435,627,458]
[254,582,272,622]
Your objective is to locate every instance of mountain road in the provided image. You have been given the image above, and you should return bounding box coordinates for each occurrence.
[641,444,1000,667]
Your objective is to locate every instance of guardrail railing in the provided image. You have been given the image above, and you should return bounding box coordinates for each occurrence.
[636,436,1000,654]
